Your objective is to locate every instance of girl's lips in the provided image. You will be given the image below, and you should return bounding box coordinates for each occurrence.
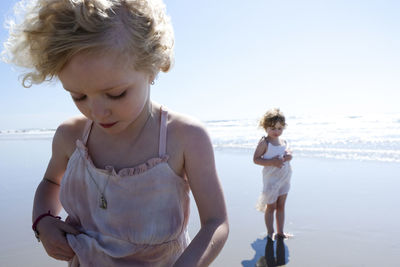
[99,122,117,128]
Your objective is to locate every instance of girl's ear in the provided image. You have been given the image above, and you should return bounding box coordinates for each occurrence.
[149,75,155,85]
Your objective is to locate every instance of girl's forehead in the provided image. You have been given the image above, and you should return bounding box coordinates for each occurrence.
[65,50,129,70]
[59,51,149,92]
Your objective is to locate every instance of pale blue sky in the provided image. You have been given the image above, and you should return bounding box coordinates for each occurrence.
[1,0,399,130]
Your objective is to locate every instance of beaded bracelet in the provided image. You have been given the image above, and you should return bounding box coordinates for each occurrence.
[32,210,61,242]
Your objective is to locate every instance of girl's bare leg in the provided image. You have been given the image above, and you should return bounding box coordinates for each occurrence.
[265,203,276,237]
[276,194,288,237]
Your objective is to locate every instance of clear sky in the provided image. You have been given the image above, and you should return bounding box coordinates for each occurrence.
[1,0,399,130]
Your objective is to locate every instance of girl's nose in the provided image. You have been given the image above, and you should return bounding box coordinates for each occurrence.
[90,99,111,121]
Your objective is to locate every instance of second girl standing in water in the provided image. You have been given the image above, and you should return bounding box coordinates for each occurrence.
[4,0,228,266]
[253,108,292,240]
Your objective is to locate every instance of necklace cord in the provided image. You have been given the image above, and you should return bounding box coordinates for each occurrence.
[83,104,153,209]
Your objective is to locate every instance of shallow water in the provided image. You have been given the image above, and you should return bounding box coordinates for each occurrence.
[1,139,399,266]
[3,113,400,163]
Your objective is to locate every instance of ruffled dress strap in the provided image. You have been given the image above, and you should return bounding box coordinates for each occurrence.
[81,120,93,145]
[159,107,168,157]
[284,139,290,150]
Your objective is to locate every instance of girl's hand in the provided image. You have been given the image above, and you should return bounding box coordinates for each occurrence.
[283,150,293,162]
[271,156,284,168]
[36,216,80,261]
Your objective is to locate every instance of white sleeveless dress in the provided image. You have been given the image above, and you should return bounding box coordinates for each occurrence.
[256,139,292,212]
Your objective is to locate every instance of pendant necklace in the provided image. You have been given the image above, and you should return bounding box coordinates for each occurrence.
[86,169,110,209]
[84,107,153,210]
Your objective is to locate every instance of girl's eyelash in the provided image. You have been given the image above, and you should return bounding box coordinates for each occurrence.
[72,95,86,102]
[107,91,127,100]
[71,91,126,102]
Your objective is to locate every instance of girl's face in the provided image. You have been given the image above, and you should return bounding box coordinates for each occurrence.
[266,122,284,139]
[58,51,152,135]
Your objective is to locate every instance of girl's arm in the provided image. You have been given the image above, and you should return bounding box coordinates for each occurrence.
[253,138,284,168]
[32,123,80,261]
[174,122,229,267]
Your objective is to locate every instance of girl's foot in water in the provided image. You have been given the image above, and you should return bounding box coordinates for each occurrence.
[275,232,292,240]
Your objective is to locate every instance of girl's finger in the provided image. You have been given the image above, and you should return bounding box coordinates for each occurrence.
[50,228,76,257]
[46,244,74,261]
[58,221,81,235]
[52,252,73,261]
[54,244,75,259]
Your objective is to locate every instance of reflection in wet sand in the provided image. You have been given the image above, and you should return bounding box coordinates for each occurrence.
[242,236,289,267]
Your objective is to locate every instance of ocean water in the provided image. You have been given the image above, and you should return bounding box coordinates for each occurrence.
[1,113,400,163]
[206,113,400,163]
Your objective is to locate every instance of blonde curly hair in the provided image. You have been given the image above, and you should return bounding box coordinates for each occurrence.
[3,0,174,87]
[259,108,287,130]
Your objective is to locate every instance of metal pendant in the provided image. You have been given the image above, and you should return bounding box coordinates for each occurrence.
[100,195,108,209]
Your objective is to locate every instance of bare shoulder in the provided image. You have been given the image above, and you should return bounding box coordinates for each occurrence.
[256,136,268,149]
[253,136,267,160]
[166,110,210,148]
[278,138,288,146]
[43,116,88,184]
[53,116,88,157]
[258,136,268,145]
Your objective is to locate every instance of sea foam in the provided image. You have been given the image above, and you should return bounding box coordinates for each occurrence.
[1,113,399,162]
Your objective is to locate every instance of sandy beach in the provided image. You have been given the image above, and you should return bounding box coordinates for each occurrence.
[1,138,399,266]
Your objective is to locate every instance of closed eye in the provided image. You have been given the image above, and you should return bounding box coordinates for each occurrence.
[107,91,127,100]
[71,94,86,102]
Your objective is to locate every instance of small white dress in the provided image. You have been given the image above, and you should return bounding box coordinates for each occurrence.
[256,138,292,212]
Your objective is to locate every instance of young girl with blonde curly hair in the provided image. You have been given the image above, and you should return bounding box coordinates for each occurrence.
[253,108,292,241]
[3,0,228,266]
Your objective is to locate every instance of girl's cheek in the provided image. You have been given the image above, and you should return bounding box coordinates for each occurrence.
[75,104,90,117]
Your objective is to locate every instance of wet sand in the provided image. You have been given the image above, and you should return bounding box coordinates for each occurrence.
[211,150,400,266]
[0,139,399,266]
